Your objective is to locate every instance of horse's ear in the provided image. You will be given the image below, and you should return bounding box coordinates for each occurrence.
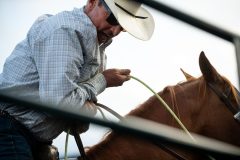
[199,51,221,83]
[180,68,195,80]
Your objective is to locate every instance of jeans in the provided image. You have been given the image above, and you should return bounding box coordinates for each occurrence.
[0,116,33,160]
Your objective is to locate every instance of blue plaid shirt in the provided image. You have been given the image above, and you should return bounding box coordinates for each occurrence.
[0,7,109,141]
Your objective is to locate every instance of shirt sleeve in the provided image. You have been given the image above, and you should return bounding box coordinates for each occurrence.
[31,28,106,110]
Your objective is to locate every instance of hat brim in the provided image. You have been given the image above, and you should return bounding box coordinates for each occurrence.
[104,0,155,41]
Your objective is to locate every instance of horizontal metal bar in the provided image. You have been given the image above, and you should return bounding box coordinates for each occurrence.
[137,0,238,42]
[0,92,240,158]
[234,37,240,88]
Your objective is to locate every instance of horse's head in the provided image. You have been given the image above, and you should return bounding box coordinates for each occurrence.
[197,52,240,143]
[199,51,240,114]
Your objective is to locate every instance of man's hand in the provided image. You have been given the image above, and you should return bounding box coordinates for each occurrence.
[102,69,131,87]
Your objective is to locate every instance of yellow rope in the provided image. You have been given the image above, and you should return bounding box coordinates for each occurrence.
[130,75,195,142]
[64,129,70,160]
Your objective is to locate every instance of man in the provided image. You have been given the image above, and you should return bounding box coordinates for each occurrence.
[0,0,154,159]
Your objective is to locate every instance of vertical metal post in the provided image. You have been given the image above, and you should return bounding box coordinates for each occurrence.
[234,37,240,89]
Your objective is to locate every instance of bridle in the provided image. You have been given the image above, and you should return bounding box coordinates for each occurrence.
[207,82,240,122]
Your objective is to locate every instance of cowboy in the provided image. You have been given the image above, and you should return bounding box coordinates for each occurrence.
[0,0,154,159]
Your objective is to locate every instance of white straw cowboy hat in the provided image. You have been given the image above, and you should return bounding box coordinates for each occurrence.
[104,0,155,41]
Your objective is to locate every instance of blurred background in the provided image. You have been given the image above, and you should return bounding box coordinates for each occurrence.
[1,0,240,158]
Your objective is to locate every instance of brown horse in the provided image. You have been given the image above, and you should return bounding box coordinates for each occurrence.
[85,52,240,160]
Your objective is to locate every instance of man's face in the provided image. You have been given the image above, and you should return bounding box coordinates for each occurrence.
[85,0,124,44]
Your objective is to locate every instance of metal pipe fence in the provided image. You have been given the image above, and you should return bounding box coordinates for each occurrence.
[1,0,240,159]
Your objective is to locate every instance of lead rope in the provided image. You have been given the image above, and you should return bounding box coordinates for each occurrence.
[64,129,70,160]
